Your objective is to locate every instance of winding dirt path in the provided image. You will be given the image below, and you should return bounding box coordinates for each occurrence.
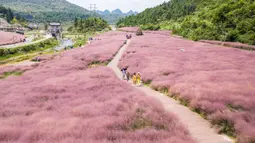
[107,39,233,143]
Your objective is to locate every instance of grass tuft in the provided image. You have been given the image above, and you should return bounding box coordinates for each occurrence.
[0,71,24,79]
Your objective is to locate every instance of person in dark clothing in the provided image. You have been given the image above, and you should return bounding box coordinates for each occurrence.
[121,67,127,80]
[126,71,130,81]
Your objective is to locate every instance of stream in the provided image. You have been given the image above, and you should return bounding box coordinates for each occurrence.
[55,39,74,51]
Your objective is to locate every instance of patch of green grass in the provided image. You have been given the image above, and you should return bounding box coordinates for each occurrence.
[130,116,152,130]
[0,71,24,79]
[227,104,244,112]
[152,86,169,95]
[213,119,236,137]
[143,80,152,87]
[0,38,59,65]
[32,36,44,42]
[192,107,207,119]
[88,61,108,68]
[124,108,168,131]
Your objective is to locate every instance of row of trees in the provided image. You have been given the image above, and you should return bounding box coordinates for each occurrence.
[116,0,198,27]
[117,0,255,45]
[69,17,110,33]
[0,5,14,22]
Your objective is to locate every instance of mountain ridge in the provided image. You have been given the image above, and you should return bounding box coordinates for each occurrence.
[0,0,91,22]
[96,9,138,24]
[97,9,138,16]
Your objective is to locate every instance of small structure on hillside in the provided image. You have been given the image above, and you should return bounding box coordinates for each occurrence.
[49,22,62,38]
[136,28,143,36]
[0,18,25,33]
[28,23,38,30]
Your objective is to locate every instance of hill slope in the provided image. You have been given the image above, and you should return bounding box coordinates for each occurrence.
[117,0,255,45]
[0,0,91,22]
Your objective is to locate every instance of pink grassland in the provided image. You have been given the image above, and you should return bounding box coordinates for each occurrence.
[118,27,139,33]
[0,31,25,46]
[119,31,255,142]
[0,31,195,143]
[199,40,255,51]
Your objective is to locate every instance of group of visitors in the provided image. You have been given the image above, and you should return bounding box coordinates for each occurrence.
[126,34,132,39]
[88,37,101,44]
[121,68,142,86]
[20,38,26,43]
[132,72,141,86]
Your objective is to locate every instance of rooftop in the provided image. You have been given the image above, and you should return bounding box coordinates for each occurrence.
[49,23,61,26]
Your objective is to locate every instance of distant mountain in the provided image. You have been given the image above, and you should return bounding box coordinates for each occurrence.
[103,10,111,15]
[127,10,138,16]
[0,0,91,22]
[111,9,123,15]
[97,9,138,24]
[96,10,110,15]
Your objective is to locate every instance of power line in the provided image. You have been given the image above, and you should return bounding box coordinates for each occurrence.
[89,4,97,18]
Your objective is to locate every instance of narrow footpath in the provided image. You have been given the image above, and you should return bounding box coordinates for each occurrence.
[107,39,233,143]
[0,34,52,49]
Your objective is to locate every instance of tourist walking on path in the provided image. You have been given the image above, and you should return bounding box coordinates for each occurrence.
[136,72,141,86]
[121,67,127,80]
[132,73,137,85]
[126,71,130,81]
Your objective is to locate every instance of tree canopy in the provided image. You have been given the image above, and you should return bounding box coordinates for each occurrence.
[68,17,111,33]
[0,5,27,25]
[117,0,255,45]
[0,5,14,23]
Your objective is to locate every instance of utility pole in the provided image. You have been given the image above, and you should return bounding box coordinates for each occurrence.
[89,4,97,30]
[89,4,97,18]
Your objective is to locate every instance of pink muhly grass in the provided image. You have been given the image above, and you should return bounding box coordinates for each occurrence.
[199,40,255,51]
[118,27,139,33]
[0,31,25,46]
[0,31,195,143]
[119,31,255,142]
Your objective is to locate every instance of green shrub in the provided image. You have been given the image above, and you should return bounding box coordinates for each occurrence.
[0,38,58,57]
[118,0,255,45]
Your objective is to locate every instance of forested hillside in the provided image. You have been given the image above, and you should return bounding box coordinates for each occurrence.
[0,0,91,22]
[0,5,14,23]
[68,17,111,33]
[117,0,255,45]
[0,5,27,25]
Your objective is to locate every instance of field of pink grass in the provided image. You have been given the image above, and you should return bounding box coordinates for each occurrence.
[0,31,25,46]
[0,31,195,143]
[119,31,255,143]
[118,27,139,33]
[199,40,255,51]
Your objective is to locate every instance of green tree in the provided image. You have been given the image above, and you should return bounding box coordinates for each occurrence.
[117,0,255,45]
[74,17,78,28]
[6,8,14,22]
[44,23,48,30]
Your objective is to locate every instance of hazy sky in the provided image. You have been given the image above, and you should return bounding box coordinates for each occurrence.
[67,0,168,13]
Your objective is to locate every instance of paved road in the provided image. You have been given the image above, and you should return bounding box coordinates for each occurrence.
[107,39,233,143]
[0,34,52,49]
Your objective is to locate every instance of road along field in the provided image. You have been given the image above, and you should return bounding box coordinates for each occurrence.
[0,31,25,46]
[118,31,255,143]
[0,31,195,143]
